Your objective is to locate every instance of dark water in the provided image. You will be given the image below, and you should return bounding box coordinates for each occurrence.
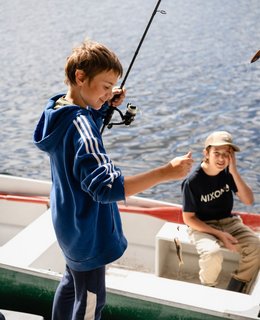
[1,0,260,212]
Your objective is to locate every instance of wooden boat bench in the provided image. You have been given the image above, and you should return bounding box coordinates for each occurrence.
[155,222,240,280]
[0,209,56,267]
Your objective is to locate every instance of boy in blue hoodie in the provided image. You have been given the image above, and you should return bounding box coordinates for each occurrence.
[34,39,193,320]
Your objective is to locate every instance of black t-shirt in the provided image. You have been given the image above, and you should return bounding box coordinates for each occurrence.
[182,165,237,221]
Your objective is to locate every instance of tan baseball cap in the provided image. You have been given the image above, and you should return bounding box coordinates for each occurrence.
[204,131,240,152]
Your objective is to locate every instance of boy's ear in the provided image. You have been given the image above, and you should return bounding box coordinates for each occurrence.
[75,69,86,85]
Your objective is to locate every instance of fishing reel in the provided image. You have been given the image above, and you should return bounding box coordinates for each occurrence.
[107,103,138,129]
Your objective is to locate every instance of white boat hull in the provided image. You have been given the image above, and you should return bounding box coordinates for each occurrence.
[0,174,260,320]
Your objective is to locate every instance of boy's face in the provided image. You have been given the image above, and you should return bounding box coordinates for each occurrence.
[77,69,119,110]
[206,145,232,171]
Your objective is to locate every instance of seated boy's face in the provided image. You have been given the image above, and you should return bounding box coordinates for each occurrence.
[208,145,232,171]
[80,70,119,110]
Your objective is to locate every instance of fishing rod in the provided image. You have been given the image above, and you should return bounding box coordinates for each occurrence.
[101,0,166,134]
[251,50,260,63]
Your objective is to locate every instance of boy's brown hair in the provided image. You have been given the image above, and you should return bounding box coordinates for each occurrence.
[65,39,123,85]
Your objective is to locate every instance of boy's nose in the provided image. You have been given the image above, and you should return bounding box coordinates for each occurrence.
[108,91,113,100]
[104,89,113,101]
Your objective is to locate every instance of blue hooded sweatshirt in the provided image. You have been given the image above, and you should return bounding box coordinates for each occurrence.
[34,94,127,271]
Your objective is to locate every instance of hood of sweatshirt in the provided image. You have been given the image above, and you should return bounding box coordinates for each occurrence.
[34,94,89,153]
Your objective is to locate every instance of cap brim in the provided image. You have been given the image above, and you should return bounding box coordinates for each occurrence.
[230,144,240,152]
[206,143,240,152]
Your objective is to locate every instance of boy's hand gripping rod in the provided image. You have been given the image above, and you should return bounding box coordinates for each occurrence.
[101,0,166,134]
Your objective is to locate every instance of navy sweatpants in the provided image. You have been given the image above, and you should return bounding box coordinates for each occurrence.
[52,265,106,320]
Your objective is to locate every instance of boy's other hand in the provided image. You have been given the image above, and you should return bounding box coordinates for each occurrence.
[219,231,238,252]
[168,151,193,180]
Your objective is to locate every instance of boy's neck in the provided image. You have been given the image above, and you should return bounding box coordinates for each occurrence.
[201,162,220,176]
[65,89,87,108]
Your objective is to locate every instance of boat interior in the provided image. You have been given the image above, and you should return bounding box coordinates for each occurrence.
[1,196,259,289]
[1,194,260,319]
[0,199,64,274]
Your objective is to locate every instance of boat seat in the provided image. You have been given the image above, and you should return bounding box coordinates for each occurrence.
[155,222,240,278]
[0,209,56,267]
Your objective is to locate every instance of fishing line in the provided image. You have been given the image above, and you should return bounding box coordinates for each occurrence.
[101,0,166,134]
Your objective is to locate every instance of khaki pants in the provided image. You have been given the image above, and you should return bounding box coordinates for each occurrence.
[188,216,260,286]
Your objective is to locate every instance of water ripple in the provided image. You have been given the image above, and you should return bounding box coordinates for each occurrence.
[0,0,260,212]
